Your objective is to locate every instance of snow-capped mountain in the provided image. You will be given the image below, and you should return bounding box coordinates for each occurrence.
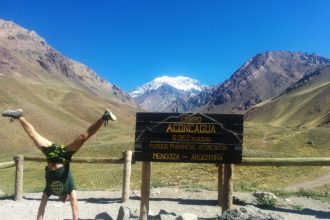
[130,76,207,111]
[130,76,206,98]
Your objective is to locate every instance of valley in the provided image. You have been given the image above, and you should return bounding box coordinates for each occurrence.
[0,18,329,204]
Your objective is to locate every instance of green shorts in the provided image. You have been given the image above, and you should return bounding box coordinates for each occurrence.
[44,163,76,198]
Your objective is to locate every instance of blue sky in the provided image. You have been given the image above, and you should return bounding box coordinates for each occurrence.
[2,0,330,91]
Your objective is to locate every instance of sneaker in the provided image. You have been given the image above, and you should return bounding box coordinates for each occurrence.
[2,109,23,121]
[102,109,116,126]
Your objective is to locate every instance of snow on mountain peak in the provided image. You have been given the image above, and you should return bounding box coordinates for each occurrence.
[130,75,207,98]
[153,76,204,91]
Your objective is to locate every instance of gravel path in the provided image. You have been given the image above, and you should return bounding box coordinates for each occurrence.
[0,188,329,220]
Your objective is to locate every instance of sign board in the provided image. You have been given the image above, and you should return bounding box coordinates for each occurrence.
[134,112,243,163]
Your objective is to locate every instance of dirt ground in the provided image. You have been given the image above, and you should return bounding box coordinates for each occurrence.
[0,188,329,220]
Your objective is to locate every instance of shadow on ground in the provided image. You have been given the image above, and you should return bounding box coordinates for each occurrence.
[131,196,219,206]
[0,196,13,200]
[256,205,330,219]
[21,196,122,204]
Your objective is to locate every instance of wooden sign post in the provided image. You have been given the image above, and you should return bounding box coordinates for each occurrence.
[134,112,243,219]
[140,161,151,220]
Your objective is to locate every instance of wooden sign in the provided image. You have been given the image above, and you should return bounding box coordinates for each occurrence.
[134,112,243,163]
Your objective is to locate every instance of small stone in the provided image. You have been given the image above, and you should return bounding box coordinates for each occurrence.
[159,209,176,220]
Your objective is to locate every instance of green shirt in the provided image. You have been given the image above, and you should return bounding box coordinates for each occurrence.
[41,143,75,163]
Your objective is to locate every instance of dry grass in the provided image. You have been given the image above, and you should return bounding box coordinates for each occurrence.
[1,75,330,198]
[246,68,330,128]
[1,122,330,196]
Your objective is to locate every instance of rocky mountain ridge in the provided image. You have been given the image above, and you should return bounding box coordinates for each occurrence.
[0,19,133,105]
[165,51,330,113]
[245,65,330,128]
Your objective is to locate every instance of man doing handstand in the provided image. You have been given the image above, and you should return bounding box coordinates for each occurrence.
[2,108,116,220]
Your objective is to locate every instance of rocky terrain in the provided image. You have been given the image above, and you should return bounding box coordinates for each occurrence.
[0,19,133,104]
[166,51,330,113]
[0,188,329,220]
[245,66,330,128]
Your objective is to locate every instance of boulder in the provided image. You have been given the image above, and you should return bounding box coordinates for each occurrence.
[253,192,277,201]
[253,192,277,208]
[218,205,284,220]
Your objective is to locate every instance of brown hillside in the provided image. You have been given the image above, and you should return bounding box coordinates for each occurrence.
[0,19,138,157]
[167,51,330,113]
[246,66,330,128]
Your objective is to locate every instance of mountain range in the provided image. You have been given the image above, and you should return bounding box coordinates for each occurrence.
[164,51,330,114]
[1,18,330,156]
[131,51,330,122]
